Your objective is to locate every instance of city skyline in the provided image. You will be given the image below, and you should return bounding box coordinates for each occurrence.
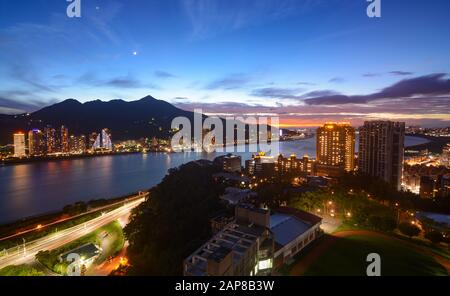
[0,0,449,128]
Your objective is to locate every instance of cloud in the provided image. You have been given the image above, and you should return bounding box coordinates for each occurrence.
[301,90,340,98]
[305,73,450,105]
[6,61,56,92]
[77,72,159,89]
[251,87,305,99]
[297,81,316,86]
[105,77,143,88]
[362,73,380,78]
[174,95,450,127]
[181,0,320,39]
[206,73,252,90]
[172,97,190,101]
[328,77,346,83]
[389,71,414,76]
[154,71,176,79]
[0,96,59,114]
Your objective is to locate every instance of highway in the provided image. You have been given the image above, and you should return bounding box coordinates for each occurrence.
[0,197,145,270]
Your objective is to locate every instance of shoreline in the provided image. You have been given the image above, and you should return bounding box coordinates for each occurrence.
[0,134,437,167]
[404,134,449,153]
[0,151,145,167]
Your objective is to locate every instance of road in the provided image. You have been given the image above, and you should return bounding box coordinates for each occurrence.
[0,193,146,242]
[0,197,145,270]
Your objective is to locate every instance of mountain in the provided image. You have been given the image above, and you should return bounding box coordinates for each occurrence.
[0,96,196,145]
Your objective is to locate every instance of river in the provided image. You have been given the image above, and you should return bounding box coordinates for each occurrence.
[0,135,429,224]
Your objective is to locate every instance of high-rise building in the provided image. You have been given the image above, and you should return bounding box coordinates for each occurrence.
[61,126,70,153]
[44,126,57,154]
[316,122,355,176]
[92,129,113,151]
[358,121,405,190]
[28,129,45,156]
[441,144,450,168]
[13,132,26,157]
[89,132,98,151]
[69,135,87,153]
[79,135,87,153]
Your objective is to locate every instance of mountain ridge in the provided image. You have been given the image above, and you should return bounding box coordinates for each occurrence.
[0,96,195,145]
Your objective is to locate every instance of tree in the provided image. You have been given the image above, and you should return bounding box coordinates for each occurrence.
[379,216,397,232]
[424,230,443,244]
[368,215,382,229]
[124,161,225,275]
[398,222,421,238]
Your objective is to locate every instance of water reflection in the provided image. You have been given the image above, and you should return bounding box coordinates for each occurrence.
[0,136,428,224]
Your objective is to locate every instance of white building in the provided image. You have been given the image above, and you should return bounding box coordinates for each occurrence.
[13,133,26,157]
[270,207,322,266]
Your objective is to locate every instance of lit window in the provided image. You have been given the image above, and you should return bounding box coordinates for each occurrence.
[258,259,273,270]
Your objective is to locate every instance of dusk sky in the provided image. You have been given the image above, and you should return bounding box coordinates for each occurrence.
[1,0,450,127]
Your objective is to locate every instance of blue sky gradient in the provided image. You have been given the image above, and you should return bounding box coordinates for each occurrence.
[0,0,449,126]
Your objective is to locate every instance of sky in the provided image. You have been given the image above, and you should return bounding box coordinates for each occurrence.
[0,0,450,127]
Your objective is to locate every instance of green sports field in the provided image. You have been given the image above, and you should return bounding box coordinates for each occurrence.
[304,234,448,276]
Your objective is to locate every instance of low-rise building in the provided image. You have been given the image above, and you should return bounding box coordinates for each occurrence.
[183,204,322,276]
[270,207,322,266]
[59,243,102,271]
[219,187,257,205]
[183,205,274,276]
[214,154,242,173]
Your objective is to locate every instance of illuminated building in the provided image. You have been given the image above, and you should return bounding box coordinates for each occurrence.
[316,122,355,176]
[61,126,70,153]
[276,154,315,176]
[79,135,87,153]
[69,135,86,153]
[28,129,45,156]
[358,121,405,190]
[441,144,450,167]
[44,126,57,154]
[89,132,98,151]
[92,128,112,151]
[13,132,26,157]
[245,152,275,177]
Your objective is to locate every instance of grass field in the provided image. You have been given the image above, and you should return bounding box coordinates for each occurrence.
[0,264,44,276]
[304,234,448,276]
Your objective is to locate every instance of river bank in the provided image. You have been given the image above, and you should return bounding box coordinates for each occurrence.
[405,135,449,153]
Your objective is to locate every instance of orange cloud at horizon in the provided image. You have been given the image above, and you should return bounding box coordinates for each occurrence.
[277,118,358,128]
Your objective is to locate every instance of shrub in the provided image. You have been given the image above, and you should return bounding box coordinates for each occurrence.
[398,222,420,238]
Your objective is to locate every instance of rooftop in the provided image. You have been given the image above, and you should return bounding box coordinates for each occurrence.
[270,208,322,249]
